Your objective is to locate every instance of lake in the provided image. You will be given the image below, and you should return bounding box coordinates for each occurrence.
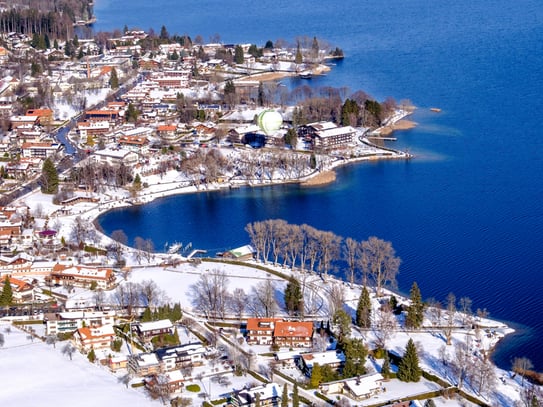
[93,0,543,371]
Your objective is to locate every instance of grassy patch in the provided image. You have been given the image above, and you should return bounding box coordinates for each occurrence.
[186,384,201,392]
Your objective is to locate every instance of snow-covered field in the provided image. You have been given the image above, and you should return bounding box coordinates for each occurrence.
[0,321,159,407]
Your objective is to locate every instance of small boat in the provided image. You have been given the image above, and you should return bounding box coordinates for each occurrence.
[430,107,442,112]
[299,70,312,79]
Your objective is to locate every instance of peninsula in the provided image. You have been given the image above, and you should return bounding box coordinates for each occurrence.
[0,7,539,407]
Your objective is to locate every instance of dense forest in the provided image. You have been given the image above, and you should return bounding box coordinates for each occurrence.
[0,0,93,38]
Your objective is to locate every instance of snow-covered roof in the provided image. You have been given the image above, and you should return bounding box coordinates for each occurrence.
[137,319,173,332]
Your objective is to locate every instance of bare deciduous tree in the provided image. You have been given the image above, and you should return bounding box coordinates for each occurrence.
[248,278,278,318]
[360,237,401,296]
[229,287,247,323]
[444,293,456,345]
[189,269,229,319]
[327,283,345,318]
[373,303,397,349]
[62,342,75,360]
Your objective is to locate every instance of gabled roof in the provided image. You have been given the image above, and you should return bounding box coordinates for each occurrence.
[246,318,281,331]
[137,319,173,332]
[274,321,313,338]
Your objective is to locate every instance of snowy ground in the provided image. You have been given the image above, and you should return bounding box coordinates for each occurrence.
[0,321,160,407]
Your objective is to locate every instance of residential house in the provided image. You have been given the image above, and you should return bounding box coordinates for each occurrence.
[21,141,62,158]
[222,244,255,261]
[48,264,116,290]
[133,319,174,342]
[45,310,117,335]
[92,148,139,167]
[108,355,128,372]
[155,342,206,371]
[246,318,281,345]
[128,352,162,376]
[8,276,35,303]
[228,383,281,407]
[298,350,346,376]
[73,324,116,352]
[313,125,357,149]
[145,371,185,396]
[273,320,314,348]
[77,120,111,139]
[0,253,33,277]
[25,109,54,127]
[157,124,178,141]
[118,134,149,153]
[320,373,385,401]
[10,115,38,129]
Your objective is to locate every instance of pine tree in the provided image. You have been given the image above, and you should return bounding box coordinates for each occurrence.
[109,67,119,89]
[397,339,422,382]
[281,383,288,407]
[292,384,299,407]
[406,281,424,329]
[0,275,13,306]
[141,307,153,322]
[284,277,303,316]
[295,42,303,65]
[341,338,367,378]
[87,348,96,363]
[356,286,372,328]
[310,363,322,388]
[171,303,183,322]
[41,157,59,194]
[234,45,244,64]
[381,357,391,380]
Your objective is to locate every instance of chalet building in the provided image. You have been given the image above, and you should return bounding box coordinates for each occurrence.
[77,120,111,138]
[128,352,162,376]
[298,350,346,376]
[84,109,120,124]
[48,264,116,290]
[157,124,178,140]
[10,115,39,129]
[25,109,54,126]
[45,310,118,335]
[228,383,281,407]
[92,148,139,167]
[155,342,206,371]
[21,142,62,158]
[145,371,185,396]
[133,319,174,342]
[319,373,385,401]
[0,253,33,276]
[246,318,281,345]
[273,321,314,348]
[222,245,255,261]
[138,58,161,70]
[108,355,128,372]
[8,276,35,303]
[118,134,149,153]
[73,324,116,352]
[313,125,357,149]
[246,318,314,348]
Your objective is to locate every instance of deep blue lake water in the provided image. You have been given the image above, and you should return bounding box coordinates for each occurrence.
[93,0,543,371]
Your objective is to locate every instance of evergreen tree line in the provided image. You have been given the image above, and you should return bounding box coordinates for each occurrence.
[140,303,183,323]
